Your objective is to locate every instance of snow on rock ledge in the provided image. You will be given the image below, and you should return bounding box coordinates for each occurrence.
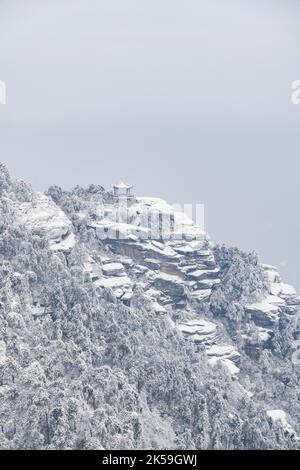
[15,193,75,250]
[177,318,240,376]
[206,344,241,365]
[102,262,125,277]
[267,410,299,440]
[264,265,300,310]
[245,264,300,328]
[88,192,220,310]
[177,318,218,345]
[209,357,240,376]
[94,275,131,289]
[245,297,281,328]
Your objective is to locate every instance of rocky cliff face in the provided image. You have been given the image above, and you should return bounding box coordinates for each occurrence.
[1,165,300,449]
[13,181,300,379]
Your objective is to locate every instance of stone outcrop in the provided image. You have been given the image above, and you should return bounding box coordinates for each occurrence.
[87,196,221,311]
[245,265,300,329]
[176,318,240,375]
[15,193,75,251]
[177,318,219,346]
[102,262,125,277]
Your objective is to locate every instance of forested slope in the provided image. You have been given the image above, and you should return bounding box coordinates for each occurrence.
[0,163,299,450]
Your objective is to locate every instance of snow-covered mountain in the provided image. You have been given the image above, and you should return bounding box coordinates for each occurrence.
[1,163,300,450]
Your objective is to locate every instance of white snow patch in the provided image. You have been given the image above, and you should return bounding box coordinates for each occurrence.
[121,291,133,301]
[177,319,217,336]
[267,410,299,439]
[16,193,73,249]
[206,344,238,359]
[246,299,279,315]
[266,295,286,306]
[51,232,76,251]
[270,283,282,296]
[257,327,272,342]
[94,276,131,289]
[280,284,296,296]
[152,302,167,313]
[102,262,125,276]
[208,357,240,376]
[190,289,212,300]
[187,268,219,280]
[156,272,184,284]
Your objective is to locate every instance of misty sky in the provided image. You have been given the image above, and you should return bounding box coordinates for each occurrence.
[0,0,300,289]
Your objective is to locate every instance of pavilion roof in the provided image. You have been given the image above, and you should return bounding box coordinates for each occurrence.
[113,179,133,190]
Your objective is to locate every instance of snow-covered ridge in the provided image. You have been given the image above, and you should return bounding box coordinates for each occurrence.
[12,182,300,381]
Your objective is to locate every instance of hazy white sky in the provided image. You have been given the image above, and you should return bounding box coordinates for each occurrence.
[0,0,300,288]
